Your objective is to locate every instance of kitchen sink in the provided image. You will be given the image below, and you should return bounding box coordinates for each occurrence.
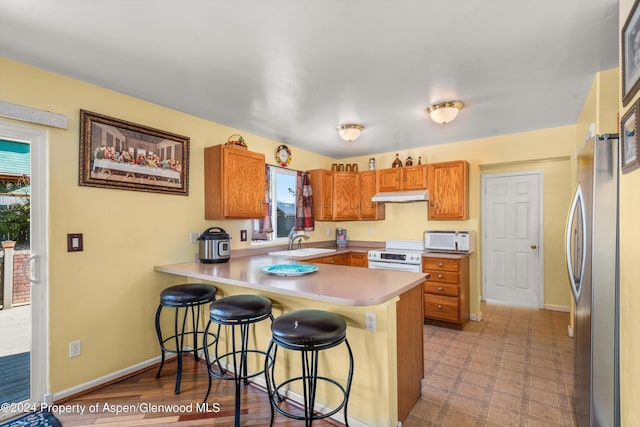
[268,248,337,257]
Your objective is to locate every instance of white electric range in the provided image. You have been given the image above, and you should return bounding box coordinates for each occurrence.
[367,240,426,273]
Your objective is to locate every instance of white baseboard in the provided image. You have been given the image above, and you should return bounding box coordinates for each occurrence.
[469,312,482,321]
[544,304,570,312]
[52,356,164,402]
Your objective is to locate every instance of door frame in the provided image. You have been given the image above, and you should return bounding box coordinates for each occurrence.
[481,170,544,308]
[0,121,48,404]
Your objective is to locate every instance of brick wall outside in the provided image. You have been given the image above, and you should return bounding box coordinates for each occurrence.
[12,250,31,305]
[0,249,31,306]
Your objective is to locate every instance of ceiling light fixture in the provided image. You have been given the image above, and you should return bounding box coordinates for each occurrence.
[336,124,364,141]
[426,101,464,124]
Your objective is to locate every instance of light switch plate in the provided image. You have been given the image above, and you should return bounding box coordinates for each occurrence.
[67,233,83,252]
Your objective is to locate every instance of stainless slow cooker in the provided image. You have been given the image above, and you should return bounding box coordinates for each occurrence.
[198,227,231,263]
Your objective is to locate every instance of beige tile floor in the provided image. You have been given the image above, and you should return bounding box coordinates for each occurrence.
[404,302,575,427]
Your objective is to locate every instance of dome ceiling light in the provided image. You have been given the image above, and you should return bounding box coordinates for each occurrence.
[426,101,464,124]
[336,124,364,141]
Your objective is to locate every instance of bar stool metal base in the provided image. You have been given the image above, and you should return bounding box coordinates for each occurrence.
[264,309,354,427]
[203,294,274,427]
[155,283,217,394]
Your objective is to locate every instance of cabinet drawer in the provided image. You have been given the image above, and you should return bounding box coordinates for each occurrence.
[424,294,459,322]
[424,282,459,297]
[423,258,459,272]
[424,270,459,284]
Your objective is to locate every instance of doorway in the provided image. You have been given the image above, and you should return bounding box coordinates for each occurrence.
[0,121,47,418]
[482,171,543,307]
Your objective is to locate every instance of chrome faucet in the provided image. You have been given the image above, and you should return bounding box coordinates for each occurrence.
[288,233,310,250]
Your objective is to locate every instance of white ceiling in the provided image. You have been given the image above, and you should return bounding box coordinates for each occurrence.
[0,0,620,158]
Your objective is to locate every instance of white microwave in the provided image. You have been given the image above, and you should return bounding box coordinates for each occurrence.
[424,230,475,253]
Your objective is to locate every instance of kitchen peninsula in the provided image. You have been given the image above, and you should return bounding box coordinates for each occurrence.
[154,254,426,426]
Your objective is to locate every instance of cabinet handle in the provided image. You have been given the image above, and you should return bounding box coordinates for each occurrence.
[330,260,335,264]
[402,177,407,181]
[395,177,400,181]
[438,274,443,279]
[437,304,443,310]
[323,204,328,208]
[437,286,443,291]
[438,262,444,267]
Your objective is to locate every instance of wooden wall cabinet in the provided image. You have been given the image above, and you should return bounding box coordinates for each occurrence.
[377,165,428,192]
[359,170,385,220]
[309,169,385,221]
[428,160,469,220]
[204,145,265,219]
[422,254,469,330]
[308,169,334,220]
[333,172,360,220]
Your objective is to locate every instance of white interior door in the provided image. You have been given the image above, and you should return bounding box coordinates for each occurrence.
[482,172,543,307]
[0,121,47,410]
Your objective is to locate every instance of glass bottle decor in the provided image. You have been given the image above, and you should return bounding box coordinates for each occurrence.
[392,153,403,168]
[405,156,413,167]
[369,158,376,170]
[418,156,422,165]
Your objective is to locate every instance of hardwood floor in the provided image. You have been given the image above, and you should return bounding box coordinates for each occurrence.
[54,357,343,426]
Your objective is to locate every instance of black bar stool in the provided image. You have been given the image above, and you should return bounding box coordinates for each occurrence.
[203,294,274,427]
[154,283,217,394]
[265,309,354,426]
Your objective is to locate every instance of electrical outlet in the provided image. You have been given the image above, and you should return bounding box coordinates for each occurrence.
[190,231,199,244]
[326,227,332,236]
[365,312,376,332]
[69,340,81,358]
[368,227,374,235]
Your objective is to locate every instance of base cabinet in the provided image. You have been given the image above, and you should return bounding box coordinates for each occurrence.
[422,254,469,330]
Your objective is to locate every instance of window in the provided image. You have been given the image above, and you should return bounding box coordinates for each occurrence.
[252,166,297,242]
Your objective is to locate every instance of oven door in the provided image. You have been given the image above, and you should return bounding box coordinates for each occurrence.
[368,260,421,273]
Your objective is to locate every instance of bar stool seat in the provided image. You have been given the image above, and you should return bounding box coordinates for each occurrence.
[265,309,354,426]
[155,283,217,394]
[204,294,274,427]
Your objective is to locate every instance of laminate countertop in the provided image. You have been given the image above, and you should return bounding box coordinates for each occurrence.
[154,252,427,306]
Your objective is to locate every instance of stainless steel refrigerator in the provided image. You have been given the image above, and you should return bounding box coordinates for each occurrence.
[566,134,620,426]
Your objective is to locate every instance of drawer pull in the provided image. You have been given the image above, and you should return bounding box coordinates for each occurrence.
[438,274,443,279]
[438,262,444,267]
[330,260,335,264]
[437,304,443,310]
[437,286,444,291]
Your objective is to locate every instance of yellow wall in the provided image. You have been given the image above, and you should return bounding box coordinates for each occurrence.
[620,1,640,425]
[0,57,336,393]
[340,125,578,315]
[0,55,620,409]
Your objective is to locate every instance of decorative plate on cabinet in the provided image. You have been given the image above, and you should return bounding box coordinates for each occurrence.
[261,263,318,276]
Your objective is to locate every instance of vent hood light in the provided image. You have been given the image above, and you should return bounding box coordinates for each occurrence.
[371,189,429,203]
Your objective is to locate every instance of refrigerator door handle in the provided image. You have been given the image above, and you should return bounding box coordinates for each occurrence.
[565,183,586,303]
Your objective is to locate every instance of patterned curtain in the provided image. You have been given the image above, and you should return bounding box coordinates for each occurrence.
[295,171,315,231]
[261,165,273,234]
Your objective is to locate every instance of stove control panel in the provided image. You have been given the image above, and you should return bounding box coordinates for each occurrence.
[368,250,423,264]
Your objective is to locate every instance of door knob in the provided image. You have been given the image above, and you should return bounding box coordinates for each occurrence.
[531,244,537,249]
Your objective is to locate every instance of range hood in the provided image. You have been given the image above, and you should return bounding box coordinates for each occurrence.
[371,189,429,203]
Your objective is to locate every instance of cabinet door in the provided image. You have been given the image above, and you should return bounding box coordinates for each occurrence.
[402,165,428,190]
[205,145,265,219]
[359,170,385,220]
[309,169,333,220]
[428,160,469,220]
[223,148,266,218]
[349,252,368,267]
[333,172,360,220]
[377,168,401,192]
